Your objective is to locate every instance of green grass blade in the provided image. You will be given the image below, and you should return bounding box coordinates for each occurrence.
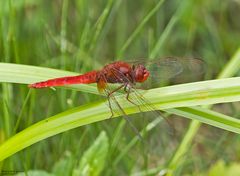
[218,48,240,79]
[60,0,68,56]
[149,0,190,58]
[142,77,240,109]
[150,15,178,58]
[118,0,165,57]
[89,0,114,53]
[167,107,240,134]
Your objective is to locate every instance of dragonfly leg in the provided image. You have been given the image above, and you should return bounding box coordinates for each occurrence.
[124,85,142,111]
[107,84,124,118]
[107,95,114,118]
[108,84,124,96]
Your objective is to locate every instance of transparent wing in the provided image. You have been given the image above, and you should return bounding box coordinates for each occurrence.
[128,57,206,85]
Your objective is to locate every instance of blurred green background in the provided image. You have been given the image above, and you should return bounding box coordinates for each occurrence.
[0,0,240,175]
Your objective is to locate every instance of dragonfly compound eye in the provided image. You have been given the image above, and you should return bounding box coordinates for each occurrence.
[134,65,150,83]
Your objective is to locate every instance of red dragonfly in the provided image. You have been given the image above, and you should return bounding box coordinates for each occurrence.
[29,57,204,137]
[29,60,150,116]
[29,60,150,91]
[28,57,203,87]
[29,57,204,114]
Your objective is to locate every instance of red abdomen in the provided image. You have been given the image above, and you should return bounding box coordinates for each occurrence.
[29,70,98,88]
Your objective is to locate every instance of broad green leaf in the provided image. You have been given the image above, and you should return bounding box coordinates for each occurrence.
[73,131,109,176]
[52,152,74,176]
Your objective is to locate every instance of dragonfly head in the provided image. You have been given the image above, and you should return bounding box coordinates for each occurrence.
[133,64,150,83]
